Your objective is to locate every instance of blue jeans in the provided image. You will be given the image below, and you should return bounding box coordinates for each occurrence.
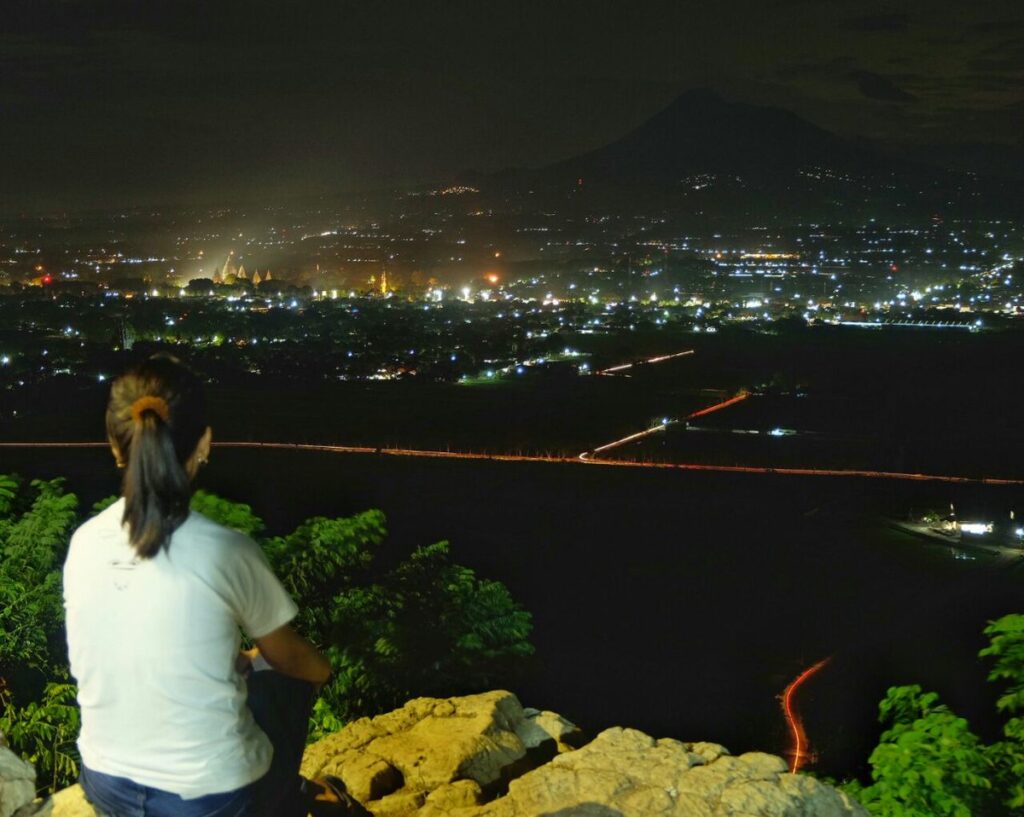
[78,766,252,817]
[79,671,316,817]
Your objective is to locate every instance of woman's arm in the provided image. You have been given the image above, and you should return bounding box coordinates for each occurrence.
[251,624,332,686]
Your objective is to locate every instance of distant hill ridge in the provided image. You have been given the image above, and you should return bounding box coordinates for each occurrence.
[471,88,1020,219]
[546,88,889,182]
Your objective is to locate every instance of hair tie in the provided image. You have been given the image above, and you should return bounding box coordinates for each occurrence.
[130,395,171,424]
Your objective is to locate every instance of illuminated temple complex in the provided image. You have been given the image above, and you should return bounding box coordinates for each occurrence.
[211,253,273,285]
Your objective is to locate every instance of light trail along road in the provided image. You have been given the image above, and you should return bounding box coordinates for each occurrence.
[2,435,1021,485]
[596,348,694,376]
[781,658,832,773]
[578,391,750,460]
[7,349,1019,484]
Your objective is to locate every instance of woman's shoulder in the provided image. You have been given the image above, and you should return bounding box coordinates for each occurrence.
[175,509,262,559]
[69,498,125,547]
[64,500,131,582]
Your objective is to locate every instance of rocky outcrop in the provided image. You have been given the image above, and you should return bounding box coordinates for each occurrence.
[0,738,52,817]
[443,727,865,817]
[300,691,586,814]
[42,789,87,817]
[46,692,866,817]
[300,691,864,817]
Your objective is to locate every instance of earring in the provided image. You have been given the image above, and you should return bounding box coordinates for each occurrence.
[116,461,126,469]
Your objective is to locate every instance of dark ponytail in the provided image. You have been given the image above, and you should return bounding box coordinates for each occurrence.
[105,355,208,558]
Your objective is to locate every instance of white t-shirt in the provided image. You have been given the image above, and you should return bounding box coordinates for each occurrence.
[63,498,299,799]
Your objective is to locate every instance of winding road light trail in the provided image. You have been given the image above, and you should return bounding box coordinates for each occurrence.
[579,391,750,461]
[782,658,832,773]
[596,348,694,375]
[683,391,749,420]
[573,389,1024,484]
[585,424,670,457]
[1,436,1022,485]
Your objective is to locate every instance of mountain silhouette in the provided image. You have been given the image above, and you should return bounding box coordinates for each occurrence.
[475,89,1019,220]
[545,88,888,183]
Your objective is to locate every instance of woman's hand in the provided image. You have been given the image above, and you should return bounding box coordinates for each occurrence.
[235,647,259,677]
[253,624,332,688]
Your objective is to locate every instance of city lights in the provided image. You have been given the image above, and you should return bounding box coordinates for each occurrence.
[1,10,1023,811]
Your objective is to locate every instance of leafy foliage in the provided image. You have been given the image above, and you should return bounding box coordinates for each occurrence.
[980,614,1024,810]
[0,478,79,683]
[0,477,535,792]
[980,615,1024,717]
[0,473,18,517]
[321,538,534,723]
[255,507,534,727]
[848,685,995,817]
[0,682,80,795]
[91,495,119,514]
[0,475,82,793]
[307,697,345,744]
[263,511,382,640]
[847,614,1024,817]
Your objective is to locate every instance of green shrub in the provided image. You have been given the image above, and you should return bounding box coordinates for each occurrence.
[0,682,80,795]
[979,614,1024,810]
[0,476,82,792]
[0,476,535,792]
[0,478,78,686]
[847,614,1024,817]
[847,685,996,817]
[320,537,534,724]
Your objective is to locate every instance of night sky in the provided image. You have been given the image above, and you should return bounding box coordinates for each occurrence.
[3,0,1022,210]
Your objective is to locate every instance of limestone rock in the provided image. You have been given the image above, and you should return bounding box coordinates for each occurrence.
[301,690,546,809]
[421,780,483,814]
[49,786,93,817]
[0,746,52,817]
[0,749,35,817]
[456,727,867,817]
[515,708,586,756]
[50,785,102,817]
[11,804,53,817]
[368,789,426,817]
[338,755,403,803]
[41,690,865,817]
[299,698,865,816]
